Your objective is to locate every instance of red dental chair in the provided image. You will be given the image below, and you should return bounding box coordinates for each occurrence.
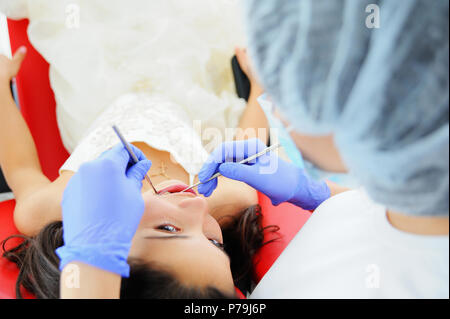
[0,19,312,299]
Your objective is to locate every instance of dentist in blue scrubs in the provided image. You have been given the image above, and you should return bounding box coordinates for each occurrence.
[197,0,449,298]
[57,0,448,299]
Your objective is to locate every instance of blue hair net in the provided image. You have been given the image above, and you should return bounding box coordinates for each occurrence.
[244,0,449,216]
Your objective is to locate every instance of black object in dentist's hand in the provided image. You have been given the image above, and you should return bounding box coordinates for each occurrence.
[232,55,251,102]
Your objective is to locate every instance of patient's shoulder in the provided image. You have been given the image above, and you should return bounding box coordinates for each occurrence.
[14,172,72,236]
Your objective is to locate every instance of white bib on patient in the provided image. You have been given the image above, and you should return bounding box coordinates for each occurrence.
[59,92,211,178]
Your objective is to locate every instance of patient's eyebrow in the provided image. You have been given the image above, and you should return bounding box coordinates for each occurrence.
[144,235,189,240]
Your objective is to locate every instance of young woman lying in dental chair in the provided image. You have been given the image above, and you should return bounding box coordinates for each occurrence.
[0,42,275,298]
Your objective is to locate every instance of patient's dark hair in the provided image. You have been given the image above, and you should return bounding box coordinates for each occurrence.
[2,205,279,299]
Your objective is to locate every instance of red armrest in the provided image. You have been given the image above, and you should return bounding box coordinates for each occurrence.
[253,193,311,284]
[0,201,18,299]
[7,19,69,181]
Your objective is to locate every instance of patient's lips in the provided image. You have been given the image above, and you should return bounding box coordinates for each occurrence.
[157,183,197,196]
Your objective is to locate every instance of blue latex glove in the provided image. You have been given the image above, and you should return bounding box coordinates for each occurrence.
[198,139,331,210]
[56,144,152,277]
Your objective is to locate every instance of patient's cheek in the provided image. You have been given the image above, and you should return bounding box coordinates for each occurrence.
[139,195,159,226]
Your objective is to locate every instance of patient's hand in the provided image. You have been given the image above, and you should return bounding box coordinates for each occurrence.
[0,46,26,83]
[235,47,264,96]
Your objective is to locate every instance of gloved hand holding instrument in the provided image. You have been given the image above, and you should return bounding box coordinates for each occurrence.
[198,139,331,210]
[56,143,152,277]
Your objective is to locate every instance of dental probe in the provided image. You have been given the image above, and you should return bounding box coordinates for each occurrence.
[181,143,282,193]
[112,125,158,194]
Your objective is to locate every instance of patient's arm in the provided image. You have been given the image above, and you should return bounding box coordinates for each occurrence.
[0,49,49,200]
[233,47,269,144]
[207,48,269,224]
[0,49,68,235]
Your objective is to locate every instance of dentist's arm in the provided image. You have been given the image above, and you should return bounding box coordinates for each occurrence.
[57,144,151,298]
[60,262,121,299]
[198,139,348,210]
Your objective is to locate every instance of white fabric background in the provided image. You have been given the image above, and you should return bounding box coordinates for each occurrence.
[1,1,249,180]
[0,0,248,154]
[0,13,10,57]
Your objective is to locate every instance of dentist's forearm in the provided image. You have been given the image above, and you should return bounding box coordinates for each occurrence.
[60,262,121,299]
[0,81,48,197]
[325,180,350,197]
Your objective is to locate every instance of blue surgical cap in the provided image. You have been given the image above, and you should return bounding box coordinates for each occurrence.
[244,0,449,216]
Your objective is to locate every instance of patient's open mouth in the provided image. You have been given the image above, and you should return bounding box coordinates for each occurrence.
[157,184,197,196]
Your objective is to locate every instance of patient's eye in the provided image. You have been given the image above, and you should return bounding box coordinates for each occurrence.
[157,224,180,233]
[209,239,225,250]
